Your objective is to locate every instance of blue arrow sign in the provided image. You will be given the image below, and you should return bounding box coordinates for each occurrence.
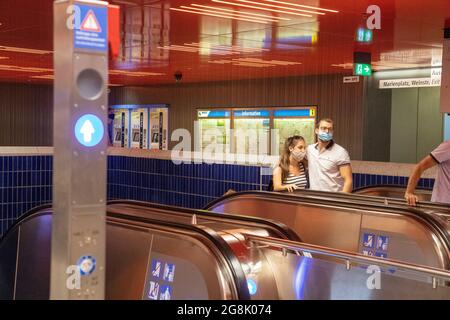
[75,114,104,147]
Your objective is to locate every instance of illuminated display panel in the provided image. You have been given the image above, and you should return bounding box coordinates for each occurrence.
[197,107,317,156]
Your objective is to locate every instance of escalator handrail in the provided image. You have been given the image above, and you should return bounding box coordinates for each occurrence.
[1,200,300,244]
[301,189,450,215]
[1,204,251,300]
[108,199,301,242]
[0,203,52,242]
[204,191,450,268]
[353,184,432,194]
[246,234,450,282]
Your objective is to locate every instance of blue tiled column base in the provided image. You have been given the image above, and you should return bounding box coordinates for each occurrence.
[0,155,435,237]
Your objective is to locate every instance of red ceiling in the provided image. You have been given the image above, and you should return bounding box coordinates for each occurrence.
[0,0,448,85]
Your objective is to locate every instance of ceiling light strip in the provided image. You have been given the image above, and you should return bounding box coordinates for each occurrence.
[183,43,265,54]
[110,70,165,76]
[162,45,199,51]
[31,75,55,79]
[170,7,269,24]
[236,0,325,15]
[158,46,200,53]
[180,6,277,22]
[233,62,275,67]
[211,0,312,17]
[0,46,52,55]
[185,43,265,52]
[236,58,301,65]
[190,4,290,20]
[0,64,53,72]
[208,60,233,64]
[263,0,339,13]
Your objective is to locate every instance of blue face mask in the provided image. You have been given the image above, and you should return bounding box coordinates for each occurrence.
[318,131,333,142]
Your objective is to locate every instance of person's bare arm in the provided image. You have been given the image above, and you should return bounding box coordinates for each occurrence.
[405,155,437,206]
[339,164,353,193]
[273,167,298,192]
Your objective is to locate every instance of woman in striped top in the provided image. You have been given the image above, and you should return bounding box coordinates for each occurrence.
[273,135,308,192]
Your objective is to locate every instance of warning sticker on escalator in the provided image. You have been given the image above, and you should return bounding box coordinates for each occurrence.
[362,233,376,249]
[360,232,389,259]
[151,259,163,278]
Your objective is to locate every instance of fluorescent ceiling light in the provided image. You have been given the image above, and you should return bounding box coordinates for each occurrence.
[236,0,325,15]
[212,0,312,17]
[234,62,274,67]
[262,0,339,13]
[110,0,138,6]
[184,43,266,54]
[158,45,200,53]
[190,4,291,21]
[180,5,277,22]
[0,46,52,55]
[31,75,54,79]
[0,64,52,72]
[209,58,302,67]
[110,69,165,76]
[235,57,301,65]
[170,7,269,24]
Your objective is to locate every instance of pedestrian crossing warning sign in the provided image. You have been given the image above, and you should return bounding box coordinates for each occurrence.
[80,10,101,33]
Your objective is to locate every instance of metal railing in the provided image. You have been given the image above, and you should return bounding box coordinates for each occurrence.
[246,234,450,286]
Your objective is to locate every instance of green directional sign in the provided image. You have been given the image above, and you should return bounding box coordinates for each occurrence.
[354,63,372,76]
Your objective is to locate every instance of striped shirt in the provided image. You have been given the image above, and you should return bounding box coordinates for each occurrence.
[282,163,308,189]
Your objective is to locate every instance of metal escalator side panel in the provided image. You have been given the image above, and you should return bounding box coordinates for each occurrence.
[106,222,236,300]
[0,226,19,300]
[105,212,251,300]
[14,214,52,299]
[0,205,53,300]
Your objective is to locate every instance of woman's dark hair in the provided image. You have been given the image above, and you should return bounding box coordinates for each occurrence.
[279,135,305,181]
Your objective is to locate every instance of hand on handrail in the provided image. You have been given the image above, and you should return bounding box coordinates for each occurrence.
[405,191,419,206]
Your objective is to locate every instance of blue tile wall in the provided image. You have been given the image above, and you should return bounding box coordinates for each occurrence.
[106,156,262,210]
[0,154,436,237]
[0,156,53,236]
[352,173,433,191]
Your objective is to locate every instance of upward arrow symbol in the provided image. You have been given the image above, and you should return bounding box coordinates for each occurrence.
[80,120,95,143]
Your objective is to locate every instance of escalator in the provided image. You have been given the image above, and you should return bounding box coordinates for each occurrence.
[0,204,251,300]
[205,191,450,270]
[1,202,449,300]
